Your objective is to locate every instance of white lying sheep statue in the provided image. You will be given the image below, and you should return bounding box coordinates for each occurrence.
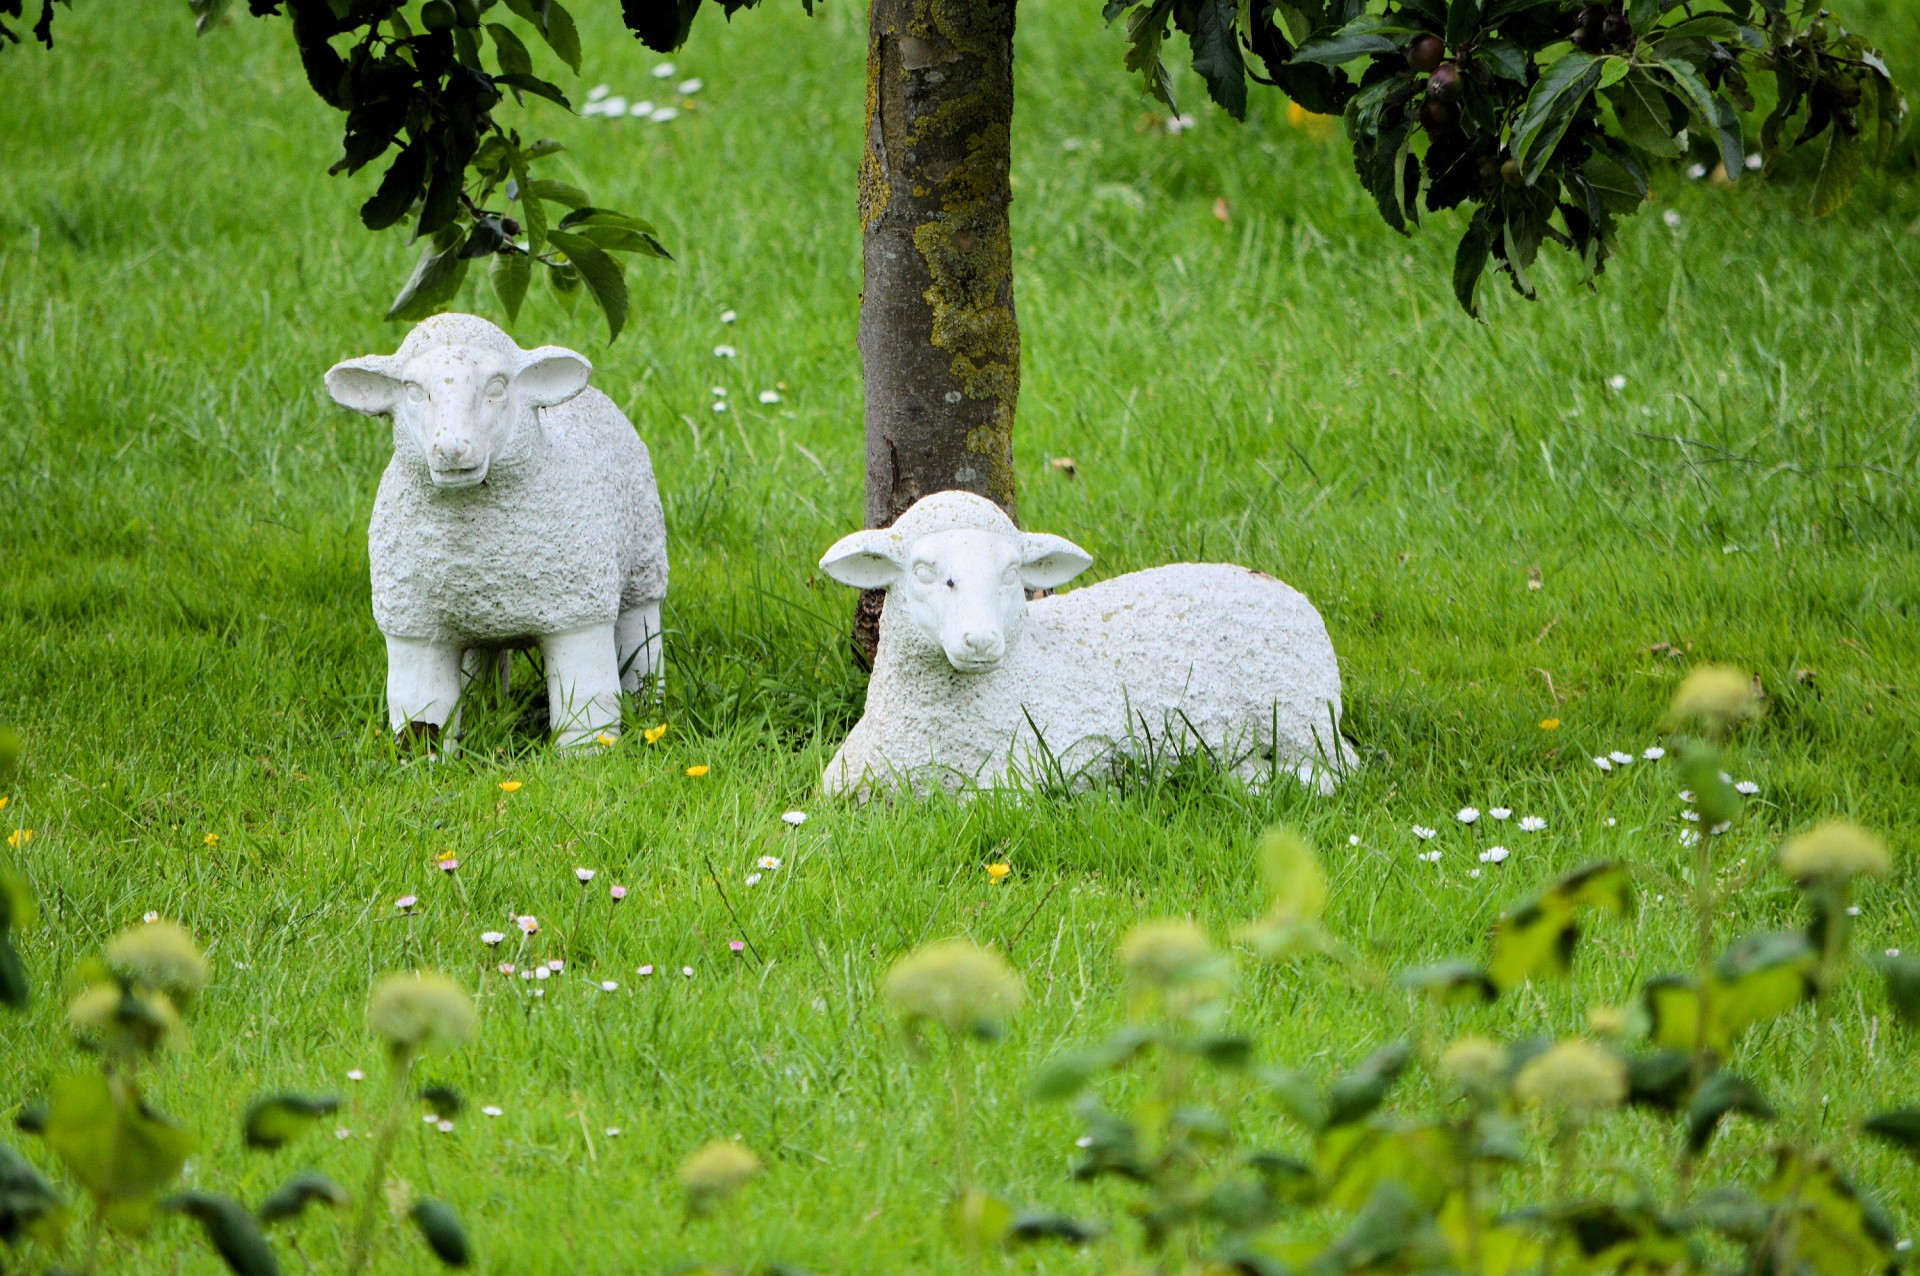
[819,491,1353,796]
[325,313,667,751]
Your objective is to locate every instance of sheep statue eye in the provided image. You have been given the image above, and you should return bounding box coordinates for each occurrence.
[912,563,937,585]
[1002,565,1019,587]
[485,376,508,399]
[405,383,428,403]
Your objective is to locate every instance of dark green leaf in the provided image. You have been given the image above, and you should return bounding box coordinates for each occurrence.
[0,1142,63,1247]
[1758,1148,1898,1274]
[1861,1110,1920,1161]
[1477,38,1527,81]
[1605,71,1685,158]
[419,1086,463,1120]
[361,142,428,232]
[1258,1066,1330,1130]
[1686,1072,1774,1157]
[1809,125,1861,217]
[1512,51,1603,182]
[539,1,582,74]
[1125,0,1179,113]
[1582,150,1648,213]
[242,1095,339,1152]
[1680,1185,1775,1243]
[256,1171,349,1225]
[1398,959,1497,1005]
[1008,1211,1101,1244]
[1624,1050,1691,1111]
[416,161,463,240]
[546,230,628,343]
[387,230,471,323]
[526,179,589,210]
[1189,0,1247,120]
[491,253,531,324]
[1292,13,1419,65]
[1325,1041,1411,1127]
[557,206,661,236]
[1445,0,1479,50]
[164,1192,279,1276]
[0,935,26,1011]
[410,1198,471,1267]
[485,22,532,78]
[1878,954,1920,1025]
[1452,211,1493,318]
[1192,1034,1254,1069]
[491,73,571,110]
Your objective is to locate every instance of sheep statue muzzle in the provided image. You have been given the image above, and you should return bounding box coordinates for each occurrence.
[819,491,1352,796]
[325,314,668,752]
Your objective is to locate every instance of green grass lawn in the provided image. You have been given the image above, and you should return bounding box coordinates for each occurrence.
[2,1,1918,1271]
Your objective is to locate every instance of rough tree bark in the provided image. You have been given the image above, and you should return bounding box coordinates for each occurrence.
[854,0,1020,660]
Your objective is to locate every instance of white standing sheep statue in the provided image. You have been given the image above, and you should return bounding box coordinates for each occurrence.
[818,491,1353,796]
[325,313,668,751]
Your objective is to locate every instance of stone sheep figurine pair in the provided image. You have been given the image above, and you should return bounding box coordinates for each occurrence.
[328,316,1351,793]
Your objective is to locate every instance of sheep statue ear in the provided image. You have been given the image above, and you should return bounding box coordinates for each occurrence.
[513,346,592,408]
[819,529,906,590]
[324,355,401,416]
[1019,533,1092,590]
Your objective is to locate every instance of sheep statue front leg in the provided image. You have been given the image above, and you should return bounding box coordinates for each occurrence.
[386,634,465,755]
[615,601,665,698]
[541,622,624,749]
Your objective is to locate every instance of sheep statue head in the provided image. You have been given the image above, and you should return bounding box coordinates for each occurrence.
[324,313,591,490]
[818,492,1091,673]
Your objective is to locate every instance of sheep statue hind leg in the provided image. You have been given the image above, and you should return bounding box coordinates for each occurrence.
[386,634,466,756]
[615,600,665,699]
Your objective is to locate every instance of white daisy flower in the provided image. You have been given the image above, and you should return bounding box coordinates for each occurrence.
[720,309,737,324]
[1735,780,1759,795]
[1417,849,1442,863]
[1469,868,1482,878]
[714,344,737,358]
[1518,816,1546,832]
[1846,905,1862,917]
[601,96,627,117]
[757,855,782,870]
[347,1069,365,1082]
[1609,751,1635,765]
[436,1119,455,1134]
[758,389,782,405]
[548,959,565,972]
[605,1126,623,1137]
[681,965,694,977]
[1686,163,1707,179]
[652,62,676,78]
[1478,846,1510,864]
[676,78,703,94]
[1680,790,1696,803]
[710,386,728,397]
[1605,817,1616,827]
[711,400,729,413]
[1348,835,1360,846]
[335,1127,352,1140]
[497,962,515,976]
[143,911,160,924]
[624,99,655,117]
[1412,825,1437,841]
[1682,809,1700,822]
[1710,821,1731,835]
[1890,948,1903,958]
[482,1105,503,1117]
[1662,209,1683,228]
[1680,830,1700,847]
[1165,113,1198,134]
[781,810,807,826]
[587,84,610,101]
[395,895,418,912]
[481,931,505,946]
[637,964,654,976]
[1606,375,1627,391]
[744,872,763,886]
[575,867,596,883]
[649,106,680,123]
[1745,153,1764,170]
[535,966,551,980]
[600,980,619,992]
[1457,807,1480,825]
[1642,746,1666,760]
[1489,808,1511,821]
[1593,756,1613,772]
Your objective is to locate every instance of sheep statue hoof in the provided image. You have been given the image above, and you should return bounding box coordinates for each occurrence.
[326,314,668,753]
[818,491,1353,797]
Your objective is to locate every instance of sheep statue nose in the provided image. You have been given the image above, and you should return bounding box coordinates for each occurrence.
[959,631,1004,664]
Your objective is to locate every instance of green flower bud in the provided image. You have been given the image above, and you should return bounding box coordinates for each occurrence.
[882,940,1023,1041]
[1439,1036,1508,1096]
[106,920,207,1007]
[367,971,476,1055]
[1779,820,1892,882]
[1514,1040,1626,1118]
[1665,665,1759,737]
[679,1139,761,1214]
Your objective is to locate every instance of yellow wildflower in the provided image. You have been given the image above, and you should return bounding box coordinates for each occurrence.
[1539,718,1561,730]
[595,732,616,747]
[7,829,31,848]
[0,796,9,810]
[686,765,709,778]
[643,724,668,744]
[498,781,523,793]
[203,833,219,846]
[986,862,1011,883]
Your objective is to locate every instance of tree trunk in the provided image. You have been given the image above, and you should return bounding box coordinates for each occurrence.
[855,0,1020,660]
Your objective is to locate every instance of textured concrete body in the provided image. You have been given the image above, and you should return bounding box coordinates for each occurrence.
[818,492,1351,796]
[325,314,667,749]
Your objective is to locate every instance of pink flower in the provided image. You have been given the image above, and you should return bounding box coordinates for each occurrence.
[728,940,745,954]
[637,964,654,976]
[395,895,418,912]
[609,884,628,902]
